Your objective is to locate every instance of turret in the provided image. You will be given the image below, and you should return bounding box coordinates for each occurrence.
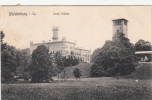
[112,18,128,38]
[52,26,59,41]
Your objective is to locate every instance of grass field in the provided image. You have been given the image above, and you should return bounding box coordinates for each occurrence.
[1,77,152,100]
[58,63,93,79]
[55,62,152,80]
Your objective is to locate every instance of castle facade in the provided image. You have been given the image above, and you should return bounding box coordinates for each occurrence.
[30,26,91,63]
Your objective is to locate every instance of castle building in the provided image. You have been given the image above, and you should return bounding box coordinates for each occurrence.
[30,26,91,63]
[112,18,128,38]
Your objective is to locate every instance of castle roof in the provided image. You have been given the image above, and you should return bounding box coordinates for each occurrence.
[30,40,76,46]
[112,18,128,22]
[75,47,91,52]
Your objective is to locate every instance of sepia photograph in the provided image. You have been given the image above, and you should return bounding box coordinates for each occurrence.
[0,6,152,100]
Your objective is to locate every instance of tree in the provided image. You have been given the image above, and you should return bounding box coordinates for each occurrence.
[54,51,64,72]
[135,39,152,61]
[91,48,101,63]
[1,45,18,82]
[1,31,19,82]
[91,32,136,77]
[53,51,66,79]
[73,68,81,80]
[1,31,31,82]
[64,51,79,67]
[29,45,54,83]
[1,31,6,51]
[135,39,152,51]
[90,64,105,77]
[16,48,31,79]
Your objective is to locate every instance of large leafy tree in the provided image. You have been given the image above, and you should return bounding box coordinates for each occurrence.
[1,31,31,82]
[52,51,65,79]
[1,45,18,82]
[29,45,53,83]
[91,48,101,63]
[1,31,18,82]
[135,39,152,51]
[91,64,105,77]
[91,32,136,77]
[54,51,64,73]
[134,39,152,61]
[16,48,31,78]
[20,48,31,68]
[49,52,61,76]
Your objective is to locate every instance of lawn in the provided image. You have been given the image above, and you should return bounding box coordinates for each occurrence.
[58,63,93,79]
[1,77,152,100]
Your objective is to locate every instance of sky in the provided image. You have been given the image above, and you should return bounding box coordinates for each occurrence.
[0,6,151,53]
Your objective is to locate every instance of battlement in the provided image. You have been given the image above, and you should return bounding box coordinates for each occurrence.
[52,26,59,31]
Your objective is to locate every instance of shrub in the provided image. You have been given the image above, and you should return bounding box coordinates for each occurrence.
[73,68,81,80]
[106,68,116,77]
[90,64,105,77]
[135,63,152,79]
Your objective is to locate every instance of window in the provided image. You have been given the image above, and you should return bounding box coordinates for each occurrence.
[124,21,127,25]
[115,21,121,25]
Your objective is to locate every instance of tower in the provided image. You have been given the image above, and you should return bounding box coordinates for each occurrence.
[52,26,59,41]
[112,18,128,38]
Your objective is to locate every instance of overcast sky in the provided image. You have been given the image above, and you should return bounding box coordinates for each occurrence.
[0,6,151,53]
